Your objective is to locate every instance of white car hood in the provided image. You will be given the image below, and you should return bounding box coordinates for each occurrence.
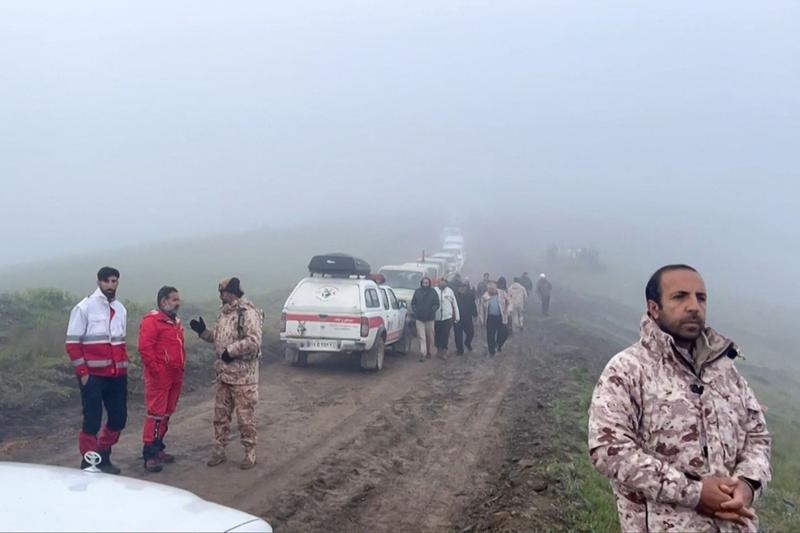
[0,462,271,533]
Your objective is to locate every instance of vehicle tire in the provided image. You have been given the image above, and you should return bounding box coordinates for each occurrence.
[361,334,385,371]
[297,351,309,367]
[392,325,411,355]
[284,345,299,364]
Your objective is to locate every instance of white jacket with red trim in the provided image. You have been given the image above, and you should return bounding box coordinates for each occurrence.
[65,288,129,377]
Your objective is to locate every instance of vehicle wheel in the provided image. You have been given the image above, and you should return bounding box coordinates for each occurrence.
[392,325,411,355]
[284,345,299,364]
[361,334,385,371]
[297,351,309,367]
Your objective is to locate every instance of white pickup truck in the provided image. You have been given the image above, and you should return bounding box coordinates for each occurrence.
[281,254,409,371]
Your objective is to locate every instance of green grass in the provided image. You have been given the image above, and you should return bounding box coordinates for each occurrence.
[750,384,800,532]
[547,367,619,533]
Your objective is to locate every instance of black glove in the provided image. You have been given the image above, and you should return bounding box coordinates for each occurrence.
[189,317,206,335]
[220,349,233,363]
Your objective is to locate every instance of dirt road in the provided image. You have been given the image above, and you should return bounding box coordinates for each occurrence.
[1,290,624,533]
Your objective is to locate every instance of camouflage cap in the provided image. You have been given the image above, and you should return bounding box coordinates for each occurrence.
[218,277,244,297]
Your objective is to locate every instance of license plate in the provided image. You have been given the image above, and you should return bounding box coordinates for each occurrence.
[304,340,339,351]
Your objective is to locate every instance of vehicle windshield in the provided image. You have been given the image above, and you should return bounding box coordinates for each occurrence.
[380,270,423,290]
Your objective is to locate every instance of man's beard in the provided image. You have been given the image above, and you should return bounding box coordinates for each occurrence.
[102,288,116,300]
[661,316,705,344]
[161,305,180,318]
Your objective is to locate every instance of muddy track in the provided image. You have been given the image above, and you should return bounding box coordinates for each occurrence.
[1,290,619,532]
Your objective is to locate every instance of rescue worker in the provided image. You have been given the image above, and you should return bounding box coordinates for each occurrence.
[588,265,771,532]
[478,281,509,356]
[190,277,263,470]
[476,273,491,299]
[519,272,534,294]
[454,282,477,354]
[411,276,439,362]
[65,266,128,474]
[138,286,185,473]
[536,273,552,315]
[507,278,529,331]
[434,278,460,358]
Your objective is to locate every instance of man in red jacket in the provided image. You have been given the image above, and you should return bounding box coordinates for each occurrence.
[138,286,185,472]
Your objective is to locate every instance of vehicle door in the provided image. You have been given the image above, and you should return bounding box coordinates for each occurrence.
[387,288,406,342]
[363,285,382,346]
[378,287,395,339]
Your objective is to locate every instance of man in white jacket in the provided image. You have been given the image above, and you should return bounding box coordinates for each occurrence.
[508,278,529,331]
[434,278,460,357]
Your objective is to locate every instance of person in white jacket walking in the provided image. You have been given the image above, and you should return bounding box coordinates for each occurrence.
[434,278,460,357]
[508,278,529,331]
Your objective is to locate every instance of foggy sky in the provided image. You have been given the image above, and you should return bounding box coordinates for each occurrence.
[1,1,798,301]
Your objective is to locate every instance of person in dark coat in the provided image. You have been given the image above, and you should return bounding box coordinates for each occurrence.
[411,277,440,361]
[519,272,534,293]
[454,282,478,354]
[536,273,553,315]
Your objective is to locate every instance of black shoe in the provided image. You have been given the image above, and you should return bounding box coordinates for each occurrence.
[144,458,163,473]
[98,451,121,475]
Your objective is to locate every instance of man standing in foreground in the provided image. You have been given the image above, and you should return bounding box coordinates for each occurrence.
[138,286,185,473]
[588,265,771,532]
[190,277,263,470]
[65,266,128,474]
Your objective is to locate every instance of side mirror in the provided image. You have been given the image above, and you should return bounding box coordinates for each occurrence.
[399,301,408,309]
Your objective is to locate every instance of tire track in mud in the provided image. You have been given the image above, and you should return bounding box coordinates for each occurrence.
[255,342,526,533]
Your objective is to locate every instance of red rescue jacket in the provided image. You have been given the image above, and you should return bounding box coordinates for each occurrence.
[138,310,186,370]
[65,288,129,378]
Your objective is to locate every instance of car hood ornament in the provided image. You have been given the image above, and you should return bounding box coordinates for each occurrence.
[82,451,102,473]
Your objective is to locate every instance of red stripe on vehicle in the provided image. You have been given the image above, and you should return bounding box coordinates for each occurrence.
[368,317,384,328]
[285,314,361,324]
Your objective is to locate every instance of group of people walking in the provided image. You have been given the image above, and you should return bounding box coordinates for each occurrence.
[409,271,553,359]
[65,267,263,475]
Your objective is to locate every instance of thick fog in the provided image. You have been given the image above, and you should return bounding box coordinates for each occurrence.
[1,1,798,307]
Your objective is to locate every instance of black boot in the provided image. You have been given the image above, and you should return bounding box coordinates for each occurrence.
[98,451,121,475]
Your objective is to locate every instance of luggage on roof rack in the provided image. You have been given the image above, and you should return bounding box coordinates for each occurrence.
[308,254,371,277]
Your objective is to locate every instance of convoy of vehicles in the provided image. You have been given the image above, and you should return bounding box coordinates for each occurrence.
[280,229,465,372]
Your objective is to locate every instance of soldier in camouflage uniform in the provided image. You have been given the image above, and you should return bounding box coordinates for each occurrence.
[589,265,771,532]
[190,277,263,470]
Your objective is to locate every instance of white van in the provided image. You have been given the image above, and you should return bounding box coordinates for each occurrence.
[402,261,441,280]
[281,255,408,371]
[378,264,427,306]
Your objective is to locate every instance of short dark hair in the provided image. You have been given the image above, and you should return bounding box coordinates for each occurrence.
[97,266,120,281]
[483,273,490,277]
[645,264,698,306]
[157,286,179,306]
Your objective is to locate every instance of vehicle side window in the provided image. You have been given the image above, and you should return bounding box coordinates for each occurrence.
[365,288,380,308]
[379,289,390,310]
[388,289,400,310]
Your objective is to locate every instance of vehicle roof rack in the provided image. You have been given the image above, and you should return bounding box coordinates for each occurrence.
[308,253,371,278]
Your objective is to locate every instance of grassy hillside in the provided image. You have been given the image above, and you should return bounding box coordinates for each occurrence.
[0,217,444,302]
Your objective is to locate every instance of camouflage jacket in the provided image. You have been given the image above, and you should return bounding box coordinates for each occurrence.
[588,315,771,533]
[200,298,263,385]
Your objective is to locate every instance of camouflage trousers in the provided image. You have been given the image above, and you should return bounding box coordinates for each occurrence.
[213,381,258,450]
